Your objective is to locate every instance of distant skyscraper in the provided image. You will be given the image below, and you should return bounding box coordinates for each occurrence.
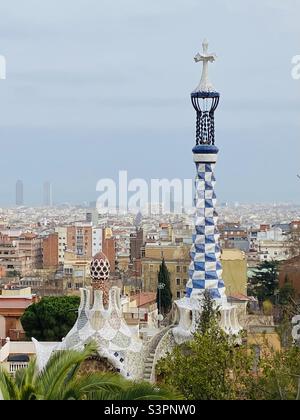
[43,182,53,207]
[16,180,24,206]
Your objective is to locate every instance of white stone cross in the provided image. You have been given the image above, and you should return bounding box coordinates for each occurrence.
[193,39,217,93]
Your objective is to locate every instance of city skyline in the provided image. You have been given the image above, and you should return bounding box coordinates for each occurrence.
[0,0,299,206]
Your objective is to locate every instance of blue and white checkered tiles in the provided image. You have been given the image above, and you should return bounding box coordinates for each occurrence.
[186,162,226,301]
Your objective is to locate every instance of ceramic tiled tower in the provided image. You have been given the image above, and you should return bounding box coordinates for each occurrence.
[173,40,242,342]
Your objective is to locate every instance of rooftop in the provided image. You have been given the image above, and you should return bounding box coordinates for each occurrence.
[130,292,156,307]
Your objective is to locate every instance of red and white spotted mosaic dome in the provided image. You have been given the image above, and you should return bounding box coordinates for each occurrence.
[90,252,110,281]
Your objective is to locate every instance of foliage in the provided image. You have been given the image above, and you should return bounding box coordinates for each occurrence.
[248,261,280,304]
[157,323,253,400]
[262,300,273,316]
[275,282,298,347]
[156,259,173,315]
[21,296,80,341]
[278,282,295,306]
[157,313,300,400]
[276,315,294,348]
[245,344,300,400]
[0,342,180,401]
[198,290,219,335]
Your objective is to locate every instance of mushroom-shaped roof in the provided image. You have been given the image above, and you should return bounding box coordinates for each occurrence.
[90,252,110,281]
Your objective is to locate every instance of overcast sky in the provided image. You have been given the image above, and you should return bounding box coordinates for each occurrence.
[0,0,299,206]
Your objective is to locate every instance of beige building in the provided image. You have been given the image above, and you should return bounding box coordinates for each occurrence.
[0,233,43,277]
[63,251,92,294]
[142,244,248,300]
[0,287,35,341]
[122,292,158,329]
[118,253,130,272]
[17,233,43,271]
[221,248,248,296]
[0,241,29,277]
[142,243,190,299]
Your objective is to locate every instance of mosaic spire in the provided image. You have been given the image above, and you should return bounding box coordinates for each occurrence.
[186,40,226,303]
[90,251,110,306]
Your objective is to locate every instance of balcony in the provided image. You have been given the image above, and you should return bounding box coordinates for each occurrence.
[7,354,30,376]
[9,361,29,376]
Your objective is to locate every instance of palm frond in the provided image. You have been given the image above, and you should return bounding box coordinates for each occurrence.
[0,368,19,400]
[61,372,125,400]
[108,381,182,401]
[15,357,37,390]
[37,342,97,399]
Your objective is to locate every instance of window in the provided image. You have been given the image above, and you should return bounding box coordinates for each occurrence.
[176,278,181,286]
[176,266,181,273]
[183,266,187,273]
[150,265,154,272]
[176,291,181,298]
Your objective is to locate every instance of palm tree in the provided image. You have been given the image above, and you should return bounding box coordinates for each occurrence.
[0,342,180,400]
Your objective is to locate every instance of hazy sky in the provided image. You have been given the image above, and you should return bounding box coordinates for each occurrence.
[0,0,299,206]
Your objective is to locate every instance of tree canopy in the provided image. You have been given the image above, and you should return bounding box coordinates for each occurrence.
[21,295,80,341]
[157,323,252,400]
[248,260,280,303]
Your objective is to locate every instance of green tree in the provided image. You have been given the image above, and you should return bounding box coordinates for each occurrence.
[248,261,280,304]
[21,296,80,341]
[245,344,300,400]
[156,259,173,315]
[0,342,179,400]
[198,290,219,335]
[278,282,295,306]
[157,324,253,400]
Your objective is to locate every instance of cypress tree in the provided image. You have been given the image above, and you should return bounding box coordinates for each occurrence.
[156,259,173,315]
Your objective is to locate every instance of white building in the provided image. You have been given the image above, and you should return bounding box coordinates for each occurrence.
[55,227,67,264]
[257,227,285,242]
[92,227,102,257]
[258,240,290,262]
